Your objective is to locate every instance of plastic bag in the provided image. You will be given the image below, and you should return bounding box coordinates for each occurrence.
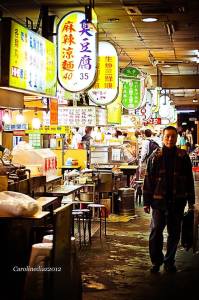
[0,191,39,217]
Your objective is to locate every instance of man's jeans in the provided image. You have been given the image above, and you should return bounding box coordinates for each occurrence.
[149,208,184,266]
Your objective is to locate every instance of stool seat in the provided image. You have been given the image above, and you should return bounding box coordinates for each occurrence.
[29,243,53,267]
[24,242,53,300]
[42,234,53,243]
[72,211,83,215]
[72,208,90,213]
[88,204,105,208]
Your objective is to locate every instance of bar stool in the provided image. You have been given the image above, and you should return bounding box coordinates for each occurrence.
[42,235,76,251]
[24,243,52,300]
[87,203,107,238]
[72,208,91,245]
[42,234,53,243]
[72,210,84,248]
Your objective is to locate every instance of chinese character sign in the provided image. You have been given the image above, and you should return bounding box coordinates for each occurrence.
[122,79,141,109]
[57,11,97,92]
[122,67,140,78]
[107,81,122,124]
[50,99,58,125]
[9,20,56,96]
[88,41,118,105]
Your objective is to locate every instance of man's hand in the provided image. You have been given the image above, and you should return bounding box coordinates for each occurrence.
[144,205,150,214]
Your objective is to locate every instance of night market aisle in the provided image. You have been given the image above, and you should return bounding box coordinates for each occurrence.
[79,185,199,300]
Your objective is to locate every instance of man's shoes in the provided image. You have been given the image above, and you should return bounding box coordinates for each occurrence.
[164,264,177,273]
[150,265,160,273]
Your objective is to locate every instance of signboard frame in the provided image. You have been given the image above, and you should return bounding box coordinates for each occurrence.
[0,17,57,97]
[57,10,98,93]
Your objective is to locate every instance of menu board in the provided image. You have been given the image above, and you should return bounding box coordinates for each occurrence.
[2,19,57,96]
[58,106,107,126]
[122,80,141,110]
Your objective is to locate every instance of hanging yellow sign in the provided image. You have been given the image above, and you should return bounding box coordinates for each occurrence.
[107,82,122,124]
[88,41,119,105]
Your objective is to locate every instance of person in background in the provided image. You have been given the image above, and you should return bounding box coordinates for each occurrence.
[81,126,93,150]
[143,126,195,273]
[114,129,123,139]
[71,127,82,149]
[185,129,193,152]
[140,129,158,164]
[152,131,162,147]
[179,131,188,151]
[139,129,153,179]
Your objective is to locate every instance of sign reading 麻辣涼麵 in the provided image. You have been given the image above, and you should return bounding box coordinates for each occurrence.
[57,11,97,92]
[8,19,56,96]
[88,41,119,105]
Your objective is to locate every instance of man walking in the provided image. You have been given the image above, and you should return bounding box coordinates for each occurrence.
[143,126,195,273]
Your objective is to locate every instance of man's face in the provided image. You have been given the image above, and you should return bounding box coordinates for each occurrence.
[163,129,177,148]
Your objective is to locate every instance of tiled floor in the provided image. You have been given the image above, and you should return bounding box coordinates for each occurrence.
[79,182,199,300]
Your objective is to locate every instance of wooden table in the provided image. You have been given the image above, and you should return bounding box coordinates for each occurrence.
[0,210,49,221]
[36,196,61,210]
[46,184,83,198]
[119,165,138,187]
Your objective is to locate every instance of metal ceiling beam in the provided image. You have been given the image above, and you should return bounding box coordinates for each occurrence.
[151,75,199,89]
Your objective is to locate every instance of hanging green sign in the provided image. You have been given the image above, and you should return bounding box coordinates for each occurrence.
[122,67,140,78]
[122,80,141,109]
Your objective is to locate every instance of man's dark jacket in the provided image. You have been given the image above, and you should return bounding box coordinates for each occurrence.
[143,147,195,210]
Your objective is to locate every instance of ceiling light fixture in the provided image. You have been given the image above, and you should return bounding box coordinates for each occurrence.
[32,110,41,129]
[16,110,25,124]
[142,17,158,22]
[2,110,11,124]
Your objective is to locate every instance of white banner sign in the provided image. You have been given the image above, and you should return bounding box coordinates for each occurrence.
[57,11,97,92]
[89,41,119,105]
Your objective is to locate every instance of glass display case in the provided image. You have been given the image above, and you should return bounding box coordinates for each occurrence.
[90,140,138,166]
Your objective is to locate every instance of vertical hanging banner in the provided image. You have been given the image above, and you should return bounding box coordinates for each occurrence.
[122,80,141,109]
[50,99,58,125]
[121,67,141,110]
[57,11,97,92]
[107,81,122,124]
[88,41,119,105]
